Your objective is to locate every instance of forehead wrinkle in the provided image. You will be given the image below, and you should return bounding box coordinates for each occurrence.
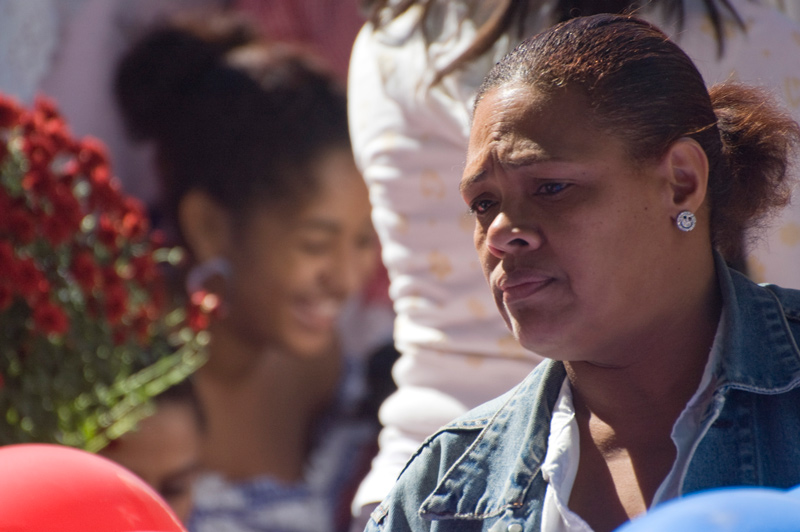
[462,84,551,193]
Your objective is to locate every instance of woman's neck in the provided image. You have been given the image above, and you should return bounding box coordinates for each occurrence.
[565,255,722,436]
[563,257,722,531]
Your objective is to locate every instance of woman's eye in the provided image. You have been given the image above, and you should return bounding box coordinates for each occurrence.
[469,198,495,215]
[536,182,570,195]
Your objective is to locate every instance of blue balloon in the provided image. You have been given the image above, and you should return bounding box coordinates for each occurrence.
[614,487,800,532]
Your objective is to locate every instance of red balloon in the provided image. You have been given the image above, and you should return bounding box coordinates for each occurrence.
[0,444,186,532]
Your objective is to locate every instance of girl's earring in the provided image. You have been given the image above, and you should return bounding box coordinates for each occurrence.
[186,256,232,317]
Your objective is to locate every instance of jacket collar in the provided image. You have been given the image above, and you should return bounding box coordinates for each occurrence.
[419,255,800,521]
[712,252,800,392]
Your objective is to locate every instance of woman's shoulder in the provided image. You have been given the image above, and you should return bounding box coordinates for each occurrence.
[393,360,564,495]
[368,360,564,531]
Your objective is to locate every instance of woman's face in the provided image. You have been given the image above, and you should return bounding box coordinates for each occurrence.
[461,84,684,363]
[99,401,201,524]
[225,148,379,357]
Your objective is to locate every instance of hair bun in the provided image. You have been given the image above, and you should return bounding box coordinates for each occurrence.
[115,11,260,142]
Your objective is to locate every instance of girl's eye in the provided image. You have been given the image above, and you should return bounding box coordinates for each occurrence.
[300,241,332,255]
[536,182,570,195]
[469,198,495,215]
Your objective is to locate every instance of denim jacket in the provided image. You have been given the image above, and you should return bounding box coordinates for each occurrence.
[366,262,800,532]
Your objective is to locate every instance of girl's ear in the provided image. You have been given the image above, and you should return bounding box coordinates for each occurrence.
[663,137,709,213]
[178,190,233,262]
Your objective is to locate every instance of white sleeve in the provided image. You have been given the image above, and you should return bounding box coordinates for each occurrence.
[347,10,542,512]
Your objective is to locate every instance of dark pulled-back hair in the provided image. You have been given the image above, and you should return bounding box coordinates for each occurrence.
[115,13,350,234]
[476,14,800,262]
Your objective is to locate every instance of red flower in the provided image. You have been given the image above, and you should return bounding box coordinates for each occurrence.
[33,95,60,121]
[75,137,109,172]
[132,310,153,343]
[49,184,83,232]
[12,257,49,299]
[130,254,158,284]
[0,94,23,128]
[41,215,73,246]
[89,167,123,213]
[105,284,128,325]
[97,214,119,251]
[0,241,14,272]
[33,300,69,336]
[6,209,36,244]
[0,283,13,311]
[21,168,56,199]
[70,252,100,292]
[120,198,149,240]
[23,133,56,172]
[59,158,80,187]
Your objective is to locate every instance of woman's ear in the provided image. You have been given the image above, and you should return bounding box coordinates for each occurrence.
[178,190,232,262]
[663,137,709,213]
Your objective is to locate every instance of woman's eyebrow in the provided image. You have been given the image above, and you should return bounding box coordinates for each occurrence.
[460,169,487,194]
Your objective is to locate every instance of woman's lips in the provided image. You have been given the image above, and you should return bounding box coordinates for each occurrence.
[496,271,554,303]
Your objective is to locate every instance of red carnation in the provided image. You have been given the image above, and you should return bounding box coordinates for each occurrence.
[21,168,56,199]
[132,310,153,343]
[6,209,36,244]
[70,252,100,292]
[0,241,14,271]
[23,133,56,172]
[50,184,83,230]
[12,257,49,298]
[89,167,124,213]
[97,214,119,251]
[0,190,11,227]
[0,94,23,128]
[48,123,71,152]
[59,158,80,187]
[102,265,125,293]
[75,137,109,172]
[130,254,158,284]
[120,198,148,240]
[0,283,13,311]
[33,95,60,121]
[33,300,70,336]
[105,284,128,325]
[42,215,74,246]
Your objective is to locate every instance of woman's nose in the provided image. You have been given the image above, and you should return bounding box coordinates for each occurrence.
[485,211,543,258]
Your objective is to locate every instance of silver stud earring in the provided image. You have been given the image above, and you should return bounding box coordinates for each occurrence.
[676,210,696,232]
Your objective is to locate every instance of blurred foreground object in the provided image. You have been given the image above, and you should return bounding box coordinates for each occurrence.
[0,443,186,532]
[615,486,800,532]
[0,93,208,451]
